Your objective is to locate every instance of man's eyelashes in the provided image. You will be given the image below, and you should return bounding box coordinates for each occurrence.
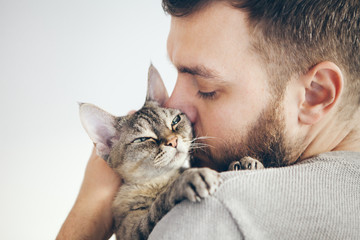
[196,91,217,100]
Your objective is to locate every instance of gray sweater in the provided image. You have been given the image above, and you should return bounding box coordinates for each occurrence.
[149,151,360,239]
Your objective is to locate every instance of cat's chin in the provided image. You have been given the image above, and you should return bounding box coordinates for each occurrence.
[168,151,189,168]
[154,151,187,169]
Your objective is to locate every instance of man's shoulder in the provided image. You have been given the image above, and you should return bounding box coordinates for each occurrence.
[215,151,360,213]
[150,151,360,240]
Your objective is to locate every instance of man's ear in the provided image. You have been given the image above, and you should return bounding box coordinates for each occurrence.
[146,64,169,106]
[79,103,120,160]
[298,61,343,125]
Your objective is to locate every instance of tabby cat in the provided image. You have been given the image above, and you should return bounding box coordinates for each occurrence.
[79,65,221,240]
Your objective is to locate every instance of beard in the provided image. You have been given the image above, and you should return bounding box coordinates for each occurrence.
[191,97,305,171]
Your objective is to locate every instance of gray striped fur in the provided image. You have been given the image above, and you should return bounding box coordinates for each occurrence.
[79,65,221,240]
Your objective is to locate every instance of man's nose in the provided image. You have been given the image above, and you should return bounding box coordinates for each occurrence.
[164,80,197,124]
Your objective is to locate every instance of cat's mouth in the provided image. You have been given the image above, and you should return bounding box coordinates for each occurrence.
[153,147,189,168]
[152,137,191,168]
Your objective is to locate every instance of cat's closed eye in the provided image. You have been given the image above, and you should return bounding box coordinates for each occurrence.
[132,137,155,144]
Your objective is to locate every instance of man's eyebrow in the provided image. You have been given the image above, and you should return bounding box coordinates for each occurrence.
[177,65,220,79]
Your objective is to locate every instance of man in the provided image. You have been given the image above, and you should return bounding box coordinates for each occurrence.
[57,0,360,239]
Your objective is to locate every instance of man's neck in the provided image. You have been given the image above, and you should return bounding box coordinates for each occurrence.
[332,128,360,152]
[300,117,360,160]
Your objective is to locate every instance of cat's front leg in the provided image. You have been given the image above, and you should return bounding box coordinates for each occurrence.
[228,156,264,171]
[117,168,221,240]
[169,168,222,203]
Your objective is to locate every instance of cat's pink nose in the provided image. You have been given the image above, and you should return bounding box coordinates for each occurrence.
[166,136,178,148]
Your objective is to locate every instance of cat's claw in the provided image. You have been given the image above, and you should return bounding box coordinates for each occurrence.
[177,168,221,203]
[228,156,264,171]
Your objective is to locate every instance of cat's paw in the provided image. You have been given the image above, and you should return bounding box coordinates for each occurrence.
[228,156,264,171]
[177,168,221,202]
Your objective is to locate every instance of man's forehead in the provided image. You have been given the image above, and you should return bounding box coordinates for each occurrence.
[166,1,254,86]
[166,2,250,56]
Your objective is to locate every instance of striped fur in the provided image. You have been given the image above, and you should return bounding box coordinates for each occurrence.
[90,101,221,240]
[79,65,221,240]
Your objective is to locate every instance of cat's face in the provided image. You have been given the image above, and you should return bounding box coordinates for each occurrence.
[79,65,193,183]
[109,101,192,183]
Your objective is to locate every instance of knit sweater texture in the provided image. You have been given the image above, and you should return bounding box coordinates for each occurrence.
[149,151,360,239]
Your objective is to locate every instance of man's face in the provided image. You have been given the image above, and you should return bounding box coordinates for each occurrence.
[165,2,298,170]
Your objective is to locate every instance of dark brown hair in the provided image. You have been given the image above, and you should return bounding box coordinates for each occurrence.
[162,0,360,113]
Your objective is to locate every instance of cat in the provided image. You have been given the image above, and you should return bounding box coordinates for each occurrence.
[228,156,264,171]
[79,65,222,240]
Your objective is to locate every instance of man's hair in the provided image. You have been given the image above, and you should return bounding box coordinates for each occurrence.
[162,0,360,115]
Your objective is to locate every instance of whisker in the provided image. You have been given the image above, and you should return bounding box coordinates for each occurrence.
[189,145,215,150]
[189,147,208,154]
[190,142,209,146]
[189,141,215,152]
[191,136,217,143]
[183,135,218,154]
[189,146,208,149]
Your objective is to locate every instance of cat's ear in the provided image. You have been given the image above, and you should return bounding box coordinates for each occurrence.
[146,64,169,106]
[79,103,119,160]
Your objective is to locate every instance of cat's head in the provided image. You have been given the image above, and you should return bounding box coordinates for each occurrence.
[79,65,193,183]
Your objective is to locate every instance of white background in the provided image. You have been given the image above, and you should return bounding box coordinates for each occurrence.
[0,1,176,239]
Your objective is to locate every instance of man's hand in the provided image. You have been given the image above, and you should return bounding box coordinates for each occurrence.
[57,148,122,240]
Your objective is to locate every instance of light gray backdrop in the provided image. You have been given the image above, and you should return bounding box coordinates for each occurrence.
[0,1,175,239]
